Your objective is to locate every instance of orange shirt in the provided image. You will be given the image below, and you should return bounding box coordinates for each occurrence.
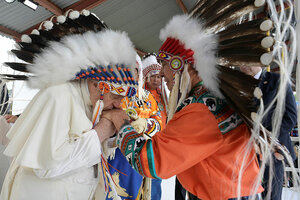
[146,87,167,129]
[152,103,263,199]
[118,103,263,199]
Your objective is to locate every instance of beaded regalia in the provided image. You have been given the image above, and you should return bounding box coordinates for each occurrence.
[155,0,299,198]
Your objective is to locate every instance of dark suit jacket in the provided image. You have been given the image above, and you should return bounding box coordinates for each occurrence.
[259,71,297,160]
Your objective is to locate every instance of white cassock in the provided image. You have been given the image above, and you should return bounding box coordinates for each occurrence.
[0,81,105,200]
[0,116,11,190]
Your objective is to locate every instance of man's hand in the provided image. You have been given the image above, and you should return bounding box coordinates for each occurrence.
[131,118,147,134]
[94,118,116,142]
[4,114,18,123]
[102,109,129,131]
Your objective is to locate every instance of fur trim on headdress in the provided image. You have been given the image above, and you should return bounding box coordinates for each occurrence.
[43,21,54,30]
[31,29,40,35]
[28,30,136,89]
[69,10,80,19]
[21,34,32,43]
[56,15,66,24]
[142,54,161,78]
[159,15,220,96]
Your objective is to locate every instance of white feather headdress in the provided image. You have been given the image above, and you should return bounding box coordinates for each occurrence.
[141,53,162,79]
[3,10,138,98]
[159,15,219,96]
[29,30,136,89]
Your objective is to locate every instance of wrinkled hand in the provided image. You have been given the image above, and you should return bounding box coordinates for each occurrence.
[94,118,116,142]
[102,109,129,131]
[131,118,147,134]
[4,114,18,123]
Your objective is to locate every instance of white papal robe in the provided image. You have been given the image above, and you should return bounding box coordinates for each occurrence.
[0,81,105,200]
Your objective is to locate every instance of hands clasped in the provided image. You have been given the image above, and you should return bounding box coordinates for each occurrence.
[101,108,129,131]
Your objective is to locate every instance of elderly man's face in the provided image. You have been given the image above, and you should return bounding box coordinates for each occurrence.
[88,80,124,110]
[102,92,124,110]
[159,62,174,91]
[147,74,161,90]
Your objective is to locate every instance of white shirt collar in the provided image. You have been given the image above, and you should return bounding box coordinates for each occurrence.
[254,69,262,80]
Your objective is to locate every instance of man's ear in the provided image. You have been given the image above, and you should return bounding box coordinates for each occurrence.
[187,63,196,73]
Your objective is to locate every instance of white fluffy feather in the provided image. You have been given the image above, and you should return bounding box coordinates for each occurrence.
[81,9,90,16]
[56,15,66,24]
[21,34,32,43]
[69,11,80,19]
[159,15,221,96]
[142,55,160,70]
[43,21,53,30]
[28,30,136,89]
[31,29,40,35]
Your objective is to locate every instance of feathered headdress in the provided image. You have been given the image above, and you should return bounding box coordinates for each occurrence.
[157,0,300,197]
[2,10,138,98]
[141,53,162,80]
[1,10,140,200]
[156,0,275,123]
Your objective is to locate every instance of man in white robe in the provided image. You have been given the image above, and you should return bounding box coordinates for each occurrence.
[0,10,138,200]
[0,80,119,200]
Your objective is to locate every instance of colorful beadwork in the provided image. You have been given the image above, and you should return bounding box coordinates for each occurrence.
[170,56,184,71]
[156,37,195,72]
[117,124,160,179]
[176,84,243,134]
[74,64,138,98]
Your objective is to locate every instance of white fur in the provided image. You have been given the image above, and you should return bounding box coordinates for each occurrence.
[31,29,40,35]
[142,55,160,70]
[260,20,273,31]
[159,15,221,96]
[43,21,53,30]
[260,53,273,65]
[69,11,80,19]
[28,30,136,89]
[261,36,274,48]
[14,43,21,50]
[56,15,66,24]
[81,9,90,16]
[254,0,265,7]
[21,34,32,43]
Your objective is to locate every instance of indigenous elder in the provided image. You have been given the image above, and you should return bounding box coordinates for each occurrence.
[142,53,167,200]
[105,55,162,200]
[101,13,270,199]
[142,53,168,128]
[121,54,162,138]
[0,10,139,200]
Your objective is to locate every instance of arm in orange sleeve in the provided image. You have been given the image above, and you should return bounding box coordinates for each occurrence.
[116,103,224,179]
[143,92,162,137]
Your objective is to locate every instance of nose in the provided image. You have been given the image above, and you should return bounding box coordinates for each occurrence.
[113,98,122,108]
[152,75,158,81]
